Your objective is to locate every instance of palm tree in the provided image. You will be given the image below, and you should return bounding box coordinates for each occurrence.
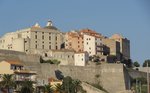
[44,84,53,93]
[62,76,86,93]
[20,80,34,93]
[72,79,81,93]
[0,74,15,93]
[55,83,64,93]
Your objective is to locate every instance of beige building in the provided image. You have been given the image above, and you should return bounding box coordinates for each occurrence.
[102,38,120,60]
[110,34,130,59]
[43,49,90,66]
[44,49,75,65]
[74,52,89,66]
[0,60,36,82]
[0,21,64,55]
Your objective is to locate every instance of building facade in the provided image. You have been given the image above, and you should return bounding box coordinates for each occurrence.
[0,21,130,64]
[0,21,65,55]
[0,60,36,82]
[110,34,130,60]
[102,38,121,60]
[46,49,75,65]
[65,31,84,52]
[65,29,104,56]
[74,52,89,66]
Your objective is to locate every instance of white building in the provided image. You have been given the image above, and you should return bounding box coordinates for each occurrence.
[0,21,64,55]
[83,34,103,56]
[74,52,89,66]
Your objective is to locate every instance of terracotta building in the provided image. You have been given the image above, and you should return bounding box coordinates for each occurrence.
[65,29,104,56]
[65,31,84,52]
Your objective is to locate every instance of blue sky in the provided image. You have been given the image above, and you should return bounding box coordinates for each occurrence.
[0,0,149,64]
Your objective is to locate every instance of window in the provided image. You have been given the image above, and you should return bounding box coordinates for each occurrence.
[42,32,44,34]
[49,45,51,49]
[49,42,51,44]
[35,35,37,39]
[56,46,57,49]
[42,45,44,49]
[49,36,51,40]
[89,38,91,40]
[14,66,17,70]
[45,53,48,57]
[35,44,37,49]
[42,41,44,43]
[87,42,88,45]
[35,41,37,43]
[55,37,57,40]
[42,35,44,39]
[10,65,14,70]
[78,41,79,43]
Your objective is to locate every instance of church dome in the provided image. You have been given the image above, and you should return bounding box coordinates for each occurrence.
[44,20,58,30]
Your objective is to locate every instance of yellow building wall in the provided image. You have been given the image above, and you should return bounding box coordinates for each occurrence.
[0,61,14,74]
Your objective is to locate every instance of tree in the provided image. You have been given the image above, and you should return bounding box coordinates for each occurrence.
[143,59,150,67]
[121,59,133,68]
[61,76,86,93]
[72,79,82,93]
[20,80,34,93]
[62,76,73,93]
[133,61,140,67]
[44,84,53,93]
[0,74,15,93]
[54,83,64,93]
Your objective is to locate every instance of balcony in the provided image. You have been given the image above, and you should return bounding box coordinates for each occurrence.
[14,75,36,82]
[13,70,36,82]
[14,70,36,74]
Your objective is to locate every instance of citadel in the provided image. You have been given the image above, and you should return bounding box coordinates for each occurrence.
[0,20,133,93]
[0,20,130,66]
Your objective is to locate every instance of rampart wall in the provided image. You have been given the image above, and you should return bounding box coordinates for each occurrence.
[0,50,131,93]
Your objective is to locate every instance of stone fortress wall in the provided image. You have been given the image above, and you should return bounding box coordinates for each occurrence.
[0,49,131,93]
